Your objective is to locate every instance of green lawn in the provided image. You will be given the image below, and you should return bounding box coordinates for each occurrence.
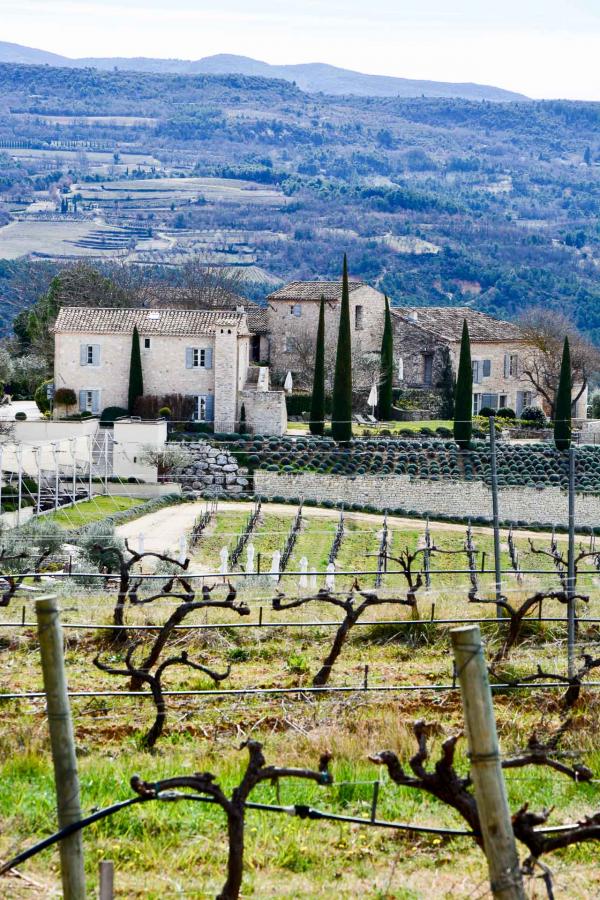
[45,495,143,528]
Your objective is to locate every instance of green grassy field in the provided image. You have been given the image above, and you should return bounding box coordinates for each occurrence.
[1,505,598,898]
[45,495,143,528]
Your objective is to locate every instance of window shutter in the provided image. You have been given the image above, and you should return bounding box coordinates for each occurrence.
[185,347,194,369]
[80,344,88,366]
[79,390,86,411]
[483,359,491,377]
[91,391,100,414]
[92,344,101,366]
[504,354,509,378]
[204,348,213,369]
[205,394,214,421]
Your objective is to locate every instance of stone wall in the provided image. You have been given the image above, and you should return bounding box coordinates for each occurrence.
[239,389,287,436]
[254,471,600,527]
[175,444,249,495]
[267,285,386,388]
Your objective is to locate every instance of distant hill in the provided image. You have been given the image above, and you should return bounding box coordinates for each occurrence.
[0,42,527,102]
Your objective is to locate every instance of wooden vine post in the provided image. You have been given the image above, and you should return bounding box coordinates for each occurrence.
[451,624,525,900]
[36,595,86,900]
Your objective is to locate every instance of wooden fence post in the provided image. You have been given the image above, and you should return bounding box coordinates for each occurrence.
[99,860,114,899]
[36,595,86,900]
[451,624,524,900]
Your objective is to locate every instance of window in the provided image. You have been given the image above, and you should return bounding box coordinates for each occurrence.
[290,304,302,317]
[143,337,151,350]
[78,389,100,414]
[185,347,213,369]
[355,305,364,330]
[423,354,433,385]
[504,353,519,378]
[285,336,294,353]
[472,360,481,384]
[482,359,491,378]
[481,393,499,410]
[194,394,214,422]
[80,344,100,367]
[499,395,507,408]
[473,393,481,415]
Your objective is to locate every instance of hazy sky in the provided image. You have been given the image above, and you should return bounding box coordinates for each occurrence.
[2,0,600,100]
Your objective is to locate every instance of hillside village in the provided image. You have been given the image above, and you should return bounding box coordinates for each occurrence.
[2,26,600,900]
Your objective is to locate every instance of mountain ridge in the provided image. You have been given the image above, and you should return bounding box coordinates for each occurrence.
[0,41,527,102]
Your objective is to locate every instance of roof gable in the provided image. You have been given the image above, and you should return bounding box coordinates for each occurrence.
[267,280,366,302]
[53,307,247,336]
[391,306,523,342]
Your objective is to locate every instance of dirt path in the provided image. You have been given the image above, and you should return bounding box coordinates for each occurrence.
[117,498,570,559]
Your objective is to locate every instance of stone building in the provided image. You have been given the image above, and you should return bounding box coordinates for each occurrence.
[53,306,287,434]
[391,306,588,418]
[265,280,386,387]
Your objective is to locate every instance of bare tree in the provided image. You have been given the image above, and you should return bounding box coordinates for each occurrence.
[371,719,599,891]
[518,308,600,416]
[130,741,333,899]
[94,642,230,749]
[272,580,415,686]
[167,260,246,309]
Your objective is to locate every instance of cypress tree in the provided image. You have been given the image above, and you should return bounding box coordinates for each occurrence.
[379,294,394,420]
[128,325,144,413]
[309,295,326,436]
[331,255,353,442]
[437,345,455,419]
[554,336,572,451]
[453,319,473,449]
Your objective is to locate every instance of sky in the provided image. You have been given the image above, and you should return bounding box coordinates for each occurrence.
[2,0,600,100]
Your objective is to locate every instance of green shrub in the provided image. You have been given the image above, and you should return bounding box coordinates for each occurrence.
[497,407,516,419]
[100,406,129,423]
[158,406,172,419]
[55,387,77,408]
[520,406,546,427]
[34,379,54,414]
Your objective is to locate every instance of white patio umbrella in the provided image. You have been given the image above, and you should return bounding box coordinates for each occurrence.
[367,382,378,419]
[284,371,293,393]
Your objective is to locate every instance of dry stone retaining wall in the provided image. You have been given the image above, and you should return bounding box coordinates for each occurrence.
[175,444,249,495]
[254,471,600,527]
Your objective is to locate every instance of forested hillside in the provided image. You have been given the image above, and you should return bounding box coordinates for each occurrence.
[0,62,599,339]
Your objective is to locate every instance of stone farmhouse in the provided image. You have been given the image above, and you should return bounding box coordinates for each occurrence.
[391,306,588,418]
[265,280,386,387]
[53,307,287,434]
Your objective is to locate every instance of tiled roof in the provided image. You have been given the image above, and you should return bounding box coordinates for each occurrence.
[267,280,365,302]
[391,306,524,342]
[245,306,268,333]
[53,307,247,335]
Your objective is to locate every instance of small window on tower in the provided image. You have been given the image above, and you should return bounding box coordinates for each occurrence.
[355,305,364,330]
[143,337,151,350]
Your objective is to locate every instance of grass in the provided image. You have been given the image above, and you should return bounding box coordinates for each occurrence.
[1,503,598,897]
[45,495,143,528]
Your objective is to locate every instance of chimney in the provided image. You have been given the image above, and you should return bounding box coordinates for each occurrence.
[408,310,418,322]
